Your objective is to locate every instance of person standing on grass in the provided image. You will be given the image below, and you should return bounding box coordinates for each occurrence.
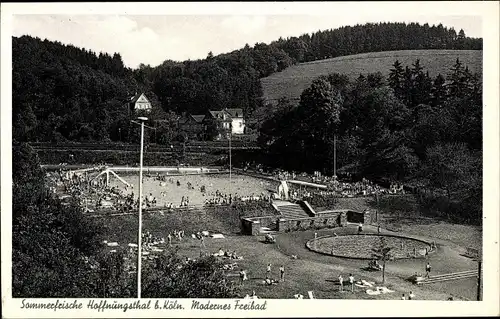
[349,274,355,292]
[266,263,272,279]
[167,233,172,246]
[358,223,363,234]
[338,274,344,292]
[425,262,432,278]
[401,293,406,300]
[279,265,285,282]
[408,291,415,300]
[200,236,206,248]
[239,270,246,285]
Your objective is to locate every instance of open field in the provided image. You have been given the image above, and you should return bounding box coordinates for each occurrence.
[261,50,482,103]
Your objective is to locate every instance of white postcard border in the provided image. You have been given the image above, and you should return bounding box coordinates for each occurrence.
[1,2,499,318]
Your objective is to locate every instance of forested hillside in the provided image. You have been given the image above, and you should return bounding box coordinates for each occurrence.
[258,58,482,223]
[13,22,481,144]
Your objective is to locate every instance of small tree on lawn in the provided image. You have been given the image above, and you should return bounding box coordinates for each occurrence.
[372,237,393,284]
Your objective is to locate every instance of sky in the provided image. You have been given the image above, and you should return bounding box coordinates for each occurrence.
[10,7,483,69]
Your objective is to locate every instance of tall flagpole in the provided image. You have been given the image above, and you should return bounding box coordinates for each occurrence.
[476,259,482,301]
[137,116,147,299]
[229,124,232,190]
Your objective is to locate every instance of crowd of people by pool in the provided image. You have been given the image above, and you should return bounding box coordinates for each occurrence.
[48,168,275,213]
[49,161,409,217]
[239,162,407,198]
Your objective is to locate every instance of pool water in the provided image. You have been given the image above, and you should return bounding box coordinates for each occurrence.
[108,173,276,207]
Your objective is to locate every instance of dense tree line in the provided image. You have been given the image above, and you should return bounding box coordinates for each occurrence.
[13,36,139,143]
[13,22,481,144]
[272,22,481,63]
[258,58,482,224]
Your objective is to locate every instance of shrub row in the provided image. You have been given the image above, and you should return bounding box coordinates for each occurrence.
[36,149,225,166]
[30,140,259,150]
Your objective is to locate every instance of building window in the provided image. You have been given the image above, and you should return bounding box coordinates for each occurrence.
[240,122,243,127]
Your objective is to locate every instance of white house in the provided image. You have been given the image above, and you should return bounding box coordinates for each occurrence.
[224,108,245,134]
[129,93,152,113]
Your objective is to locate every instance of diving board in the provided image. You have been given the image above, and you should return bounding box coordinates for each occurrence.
[287,180,328,190]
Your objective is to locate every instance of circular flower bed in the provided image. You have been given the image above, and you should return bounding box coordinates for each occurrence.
[307,234,431,260]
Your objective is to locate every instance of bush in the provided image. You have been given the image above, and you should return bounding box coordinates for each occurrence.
[142,250,239,298]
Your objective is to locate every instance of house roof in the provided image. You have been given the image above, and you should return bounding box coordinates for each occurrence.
[179,109,244,124]
[179,114,206,125]
[129,93,150,104]
[225,108,244,118]
[191,115,206,123]
[209,110,225,119]
[208,110,236,122]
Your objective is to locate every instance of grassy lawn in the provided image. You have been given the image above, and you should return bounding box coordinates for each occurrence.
[154,228,474,300]
[95,202,277,246]
[261,49,482,103]
[326,195,482,251]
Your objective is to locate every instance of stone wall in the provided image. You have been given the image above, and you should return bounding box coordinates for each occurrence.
[277,211,347,233]
[240,215,280,235]
[240,209,370,235]
[364,210,371,224]
[346,210,370,224]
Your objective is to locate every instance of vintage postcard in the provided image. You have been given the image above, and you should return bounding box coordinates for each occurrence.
[1,2,499,318]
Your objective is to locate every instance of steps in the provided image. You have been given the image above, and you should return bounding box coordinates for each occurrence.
[418,270,477,285]
[278,204,310,219]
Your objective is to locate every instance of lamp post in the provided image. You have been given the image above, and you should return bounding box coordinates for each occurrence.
[136,116,148,299]
[229,124,232,188]
[474,251,482,301]
[476,259,482,301]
